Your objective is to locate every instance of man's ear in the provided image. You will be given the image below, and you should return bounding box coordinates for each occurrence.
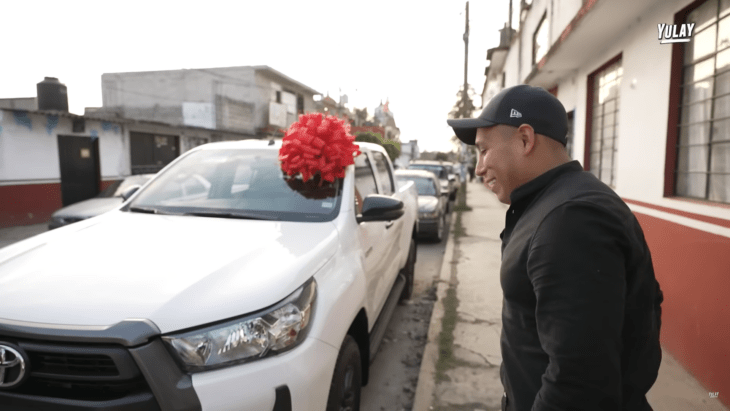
[516,124,536,155]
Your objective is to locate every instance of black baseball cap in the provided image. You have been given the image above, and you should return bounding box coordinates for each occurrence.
[447,85,568,146]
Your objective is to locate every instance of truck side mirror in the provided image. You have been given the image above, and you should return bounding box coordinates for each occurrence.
[121,185,141,201]
[357,195,404,223]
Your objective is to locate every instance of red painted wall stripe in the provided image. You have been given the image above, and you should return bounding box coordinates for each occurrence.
[0,179,120,228]
[624,198,730,229]
[0,183,62,228]
[633,212,730,407]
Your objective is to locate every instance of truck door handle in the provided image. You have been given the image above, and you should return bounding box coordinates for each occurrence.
[385,221,394,229]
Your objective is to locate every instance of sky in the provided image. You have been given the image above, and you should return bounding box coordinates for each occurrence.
[1,0,511,153]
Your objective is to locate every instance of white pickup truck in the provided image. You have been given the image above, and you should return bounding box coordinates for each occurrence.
[0,140,418,411]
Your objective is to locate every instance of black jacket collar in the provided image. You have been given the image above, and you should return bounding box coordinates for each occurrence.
[509,160,583,206]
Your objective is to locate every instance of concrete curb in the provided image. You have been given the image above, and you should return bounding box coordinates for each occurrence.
[412,213,456,411]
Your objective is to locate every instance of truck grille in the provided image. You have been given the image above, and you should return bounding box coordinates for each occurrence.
[29,351,119,377]
[3,337,152,402]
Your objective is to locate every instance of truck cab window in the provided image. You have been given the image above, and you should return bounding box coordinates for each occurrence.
[372,152,394,196]
[354,153,378,214]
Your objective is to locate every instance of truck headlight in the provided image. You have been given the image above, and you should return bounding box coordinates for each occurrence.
[162,278,316,372]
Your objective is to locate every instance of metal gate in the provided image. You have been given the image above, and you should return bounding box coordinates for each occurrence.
[57,135,100,206]
[130,132,180,175]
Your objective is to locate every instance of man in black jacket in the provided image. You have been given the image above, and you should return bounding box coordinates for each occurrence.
[447,85,663,410]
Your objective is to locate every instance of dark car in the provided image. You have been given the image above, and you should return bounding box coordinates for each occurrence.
[407,160,457,201]
[48,174,154,229]
[442,162,462,195]
[395,169,448,242]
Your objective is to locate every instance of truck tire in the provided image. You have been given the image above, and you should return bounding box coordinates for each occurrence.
[433,215,445,243]
[326,335,362,411]
[400,238,417,301]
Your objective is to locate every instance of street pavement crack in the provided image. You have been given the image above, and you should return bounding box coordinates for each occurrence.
[457,314,497,326]
[454,344,498,368]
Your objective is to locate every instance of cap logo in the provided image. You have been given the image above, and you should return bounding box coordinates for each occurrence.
[510,109,522,118]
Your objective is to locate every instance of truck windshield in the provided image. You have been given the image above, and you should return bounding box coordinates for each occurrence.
[126,149,342,222]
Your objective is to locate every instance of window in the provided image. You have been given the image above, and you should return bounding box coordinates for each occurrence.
[354,154,378,214]
[533,12,548,65]
[297,94,304,115]
[587,57,622,187]
[675,0,730,203]
[372,152,395,195]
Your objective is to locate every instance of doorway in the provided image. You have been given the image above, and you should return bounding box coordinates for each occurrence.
[57,135,101,206]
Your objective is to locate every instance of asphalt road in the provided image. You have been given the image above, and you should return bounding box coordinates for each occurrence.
[361,211,452,411]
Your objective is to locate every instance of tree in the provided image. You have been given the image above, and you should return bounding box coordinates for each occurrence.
[355,132,401,162]
[354,108,368,126]
[434,152,450,161]
[448,84,478,120]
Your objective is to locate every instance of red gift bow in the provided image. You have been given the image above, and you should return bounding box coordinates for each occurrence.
[279,113,361,182]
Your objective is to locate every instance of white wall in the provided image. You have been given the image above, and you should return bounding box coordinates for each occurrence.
[95,121,130,179]
[0,110,61,182]
[549,0,584,45]
[503,41,521,88]
[561,0,685,201]
[0,110,127,182]
[555,74,585,161]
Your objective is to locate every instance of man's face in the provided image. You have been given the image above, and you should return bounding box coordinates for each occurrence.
[474,126,522,204]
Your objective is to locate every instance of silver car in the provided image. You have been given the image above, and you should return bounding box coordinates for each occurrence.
[407,160,457,201]
[395,169,448,242]
[48,174,154,229]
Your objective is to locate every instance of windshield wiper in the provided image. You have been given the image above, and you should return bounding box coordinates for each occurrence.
[128,206,159,214]
[128,206,178,215]
[183,211,277,221]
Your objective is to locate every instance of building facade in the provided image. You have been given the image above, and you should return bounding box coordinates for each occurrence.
[394,140,420,169]
[95,66,320,138]
[0,107,253,228]
[483,0,730,406]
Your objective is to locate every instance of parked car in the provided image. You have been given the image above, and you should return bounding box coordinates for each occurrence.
[407,160,457,200]
[48,174,155,229]
[0,140,418,411]
[442,162,461,197]
[395,169,448,242]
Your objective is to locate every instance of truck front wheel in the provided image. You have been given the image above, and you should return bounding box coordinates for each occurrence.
[326,335,362,411]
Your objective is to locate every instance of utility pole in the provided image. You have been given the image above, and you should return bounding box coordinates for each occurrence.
[458,1,473,163]
[463,1,469,104]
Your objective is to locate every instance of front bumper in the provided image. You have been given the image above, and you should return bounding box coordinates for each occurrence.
[0,320,338,411]
[192,337,339,411]
[417,216,440,235]
[0,335,199,411]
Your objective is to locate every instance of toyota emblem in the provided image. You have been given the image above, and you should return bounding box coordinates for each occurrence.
[0,343,28,388]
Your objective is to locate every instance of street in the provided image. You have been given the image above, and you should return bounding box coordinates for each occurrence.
[361,212,452,411]
[0,208,454,411]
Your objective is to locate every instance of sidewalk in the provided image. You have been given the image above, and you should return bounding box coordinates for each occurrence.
[413,180,728,411]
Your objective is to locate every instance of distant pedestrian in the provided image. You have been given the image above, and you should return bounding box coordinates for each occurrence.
[447,85,663,411]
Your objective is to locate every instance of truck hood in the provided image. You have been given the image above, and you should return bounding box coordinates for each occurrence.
[0,211,338,333]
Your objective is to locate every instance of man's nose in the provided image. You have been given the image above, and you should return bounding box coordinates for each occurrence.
[475,157,486,176]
